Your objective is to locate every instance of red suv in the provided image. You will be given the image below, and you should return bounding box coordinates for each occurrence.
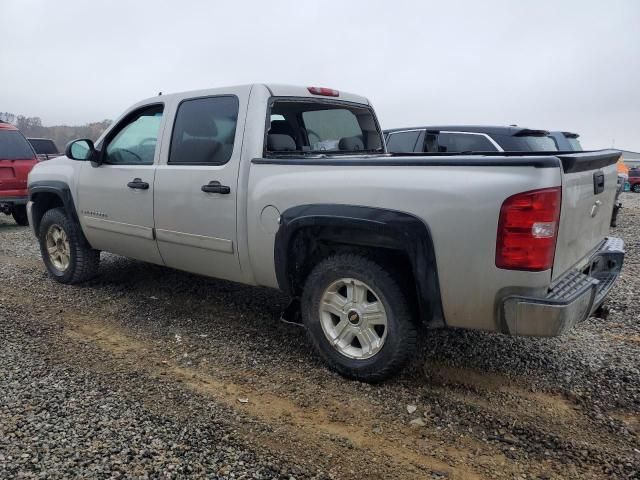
[0,122,38,225]
[630,168,640,193]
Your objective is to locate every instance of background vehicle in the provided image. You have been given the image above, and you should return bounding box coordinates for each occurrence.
[629,168,640,193]
[27,85,624,382]
[0,121,37,225]
[28,138,61,161]
[384,125,557,153]
[549,131,582,151]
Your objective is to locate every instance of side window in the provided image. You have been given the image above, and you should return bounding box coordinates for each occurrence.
[169,96,239,165]
[437,133,498,153]
[386,131,421,153]
[104,105,163,165]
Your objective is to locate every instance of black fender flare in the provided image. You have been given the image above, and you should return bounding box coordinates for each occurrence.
[274,204,445,327]
[29,180,82,235]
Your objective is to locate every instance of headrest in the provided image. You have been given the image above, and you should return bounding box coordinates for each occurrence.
[181,112,218,137]
[267,134,297,151]
[269,120,294,136]
[339,136,364,151]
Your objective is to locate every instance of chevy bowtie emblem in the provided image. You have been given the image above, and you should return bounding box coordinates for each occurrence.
[590,200,602,218]
[349,313,358,322]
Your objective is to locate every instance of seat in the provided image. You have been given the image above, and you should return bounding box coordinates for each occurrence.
[172,112,221,164]
[267,134,297,151]
[269,120,296,136]
[338,136,365,151]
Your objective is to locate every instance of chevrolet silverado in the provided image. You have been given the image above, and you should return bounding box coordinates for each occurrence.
[27,84,625,382]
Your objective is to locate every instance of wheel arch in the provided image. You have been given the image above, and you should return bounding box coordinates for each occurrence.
[29,181,83,239]
[274,204,445,328]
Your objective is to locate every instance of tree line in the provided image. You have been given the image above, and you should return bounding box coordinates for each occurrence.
[0,112,111,151]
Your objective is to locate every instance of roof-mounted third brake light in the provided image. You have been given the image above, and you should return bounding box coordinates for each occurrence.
[307,87,339,97]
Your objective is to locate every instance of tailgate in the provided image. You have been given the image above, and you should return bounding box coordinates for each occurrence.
[552,150,621,280]
[0,159,36,193]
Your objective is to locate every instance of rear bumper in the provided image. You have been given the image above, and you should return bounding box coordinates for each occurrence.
[0,196,28,207]
[501,237,625,336]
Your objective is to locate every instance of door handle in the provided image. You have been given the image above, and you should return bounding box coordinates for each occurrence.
[127,178,149,190]
[201,181,230,194]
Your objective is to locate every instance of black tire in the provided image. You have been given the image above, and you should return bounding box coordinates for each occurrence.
[633,184,640,193]
[12,205,29,226]
[38,207,100,284]
[301,253,417,383]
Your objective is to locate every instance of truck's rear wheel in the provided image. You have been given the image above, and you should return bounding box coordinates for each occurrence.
[302,254,417,382]
[12,205,29,226]
[633,184,640,193]
[38,208,100,284]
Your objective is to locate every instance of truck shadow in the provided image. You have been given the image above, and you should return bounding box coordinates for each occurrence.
[86,253,577,390]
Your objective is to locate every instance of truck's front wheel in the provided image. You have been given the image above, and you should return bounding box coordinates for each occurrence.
[302,254,417,383]
[38,208,100,284]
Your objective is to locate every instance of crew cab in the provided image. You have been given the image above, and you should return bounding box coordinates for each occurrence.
[27,84,625,382]
[0,121,37,225]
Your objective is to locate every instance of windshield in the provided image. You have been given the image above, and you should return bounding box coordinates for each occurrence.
[266,100,383,154]
[0,130,36,160]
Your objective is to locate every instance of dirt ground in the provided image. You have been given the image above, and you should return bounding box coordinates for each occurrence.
[1,194,639,479]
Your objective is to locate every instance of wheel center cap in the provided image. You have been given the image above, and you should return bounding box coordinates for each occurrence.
[347,310,361,325]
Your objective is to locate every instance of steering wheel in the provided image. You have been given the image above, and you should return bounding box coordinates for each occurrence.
[114,148,143,163]
[139,137,157,146]
[307,129,321,145]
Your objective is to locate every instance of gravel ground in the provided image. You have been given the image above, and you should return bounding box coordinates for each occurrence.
[0,193,639,479]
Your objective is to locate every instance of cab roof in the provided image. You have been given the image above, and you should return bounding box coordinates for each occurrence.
[135,84,370,107]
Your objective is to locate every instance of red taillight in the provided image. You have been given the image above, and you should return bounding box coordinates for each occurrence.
[495,187,561,271]
[307,86,339,97]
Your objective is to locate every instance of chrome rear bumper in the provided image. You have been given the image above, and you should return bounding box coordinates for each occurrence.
[502,237,625,337]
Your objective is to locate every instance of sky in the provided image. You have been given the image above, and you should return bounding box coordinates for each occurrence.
[1,0,639,151]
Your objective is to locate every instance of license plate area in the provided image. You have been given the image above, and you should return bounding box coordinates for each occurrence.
[0,167,15,179]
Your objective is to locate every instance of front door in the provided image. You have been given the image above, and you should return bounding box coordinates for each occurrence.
[153,94,244,282]
[77,104,165,264]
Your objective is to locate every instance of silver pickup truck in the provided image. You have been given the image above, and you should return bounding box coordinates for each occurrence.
[27,84,625,382]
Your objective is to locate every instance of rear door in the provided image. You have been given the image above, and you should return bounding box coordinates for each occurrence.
[0,128,37,197]
[153,90,247,282]
[552,151,620,279]
[77,104,165,264]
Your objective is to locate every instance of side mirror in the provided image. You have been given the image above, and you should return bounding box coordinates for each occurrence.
[65,139,97,163]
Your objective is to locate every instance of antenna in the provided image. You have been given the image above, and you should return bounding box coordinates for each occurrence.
[158,91,162,96]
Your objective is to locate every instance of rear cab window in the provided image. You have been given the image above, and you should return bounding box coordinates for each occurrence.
[0,129,36,160]
[265,99,383,155]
